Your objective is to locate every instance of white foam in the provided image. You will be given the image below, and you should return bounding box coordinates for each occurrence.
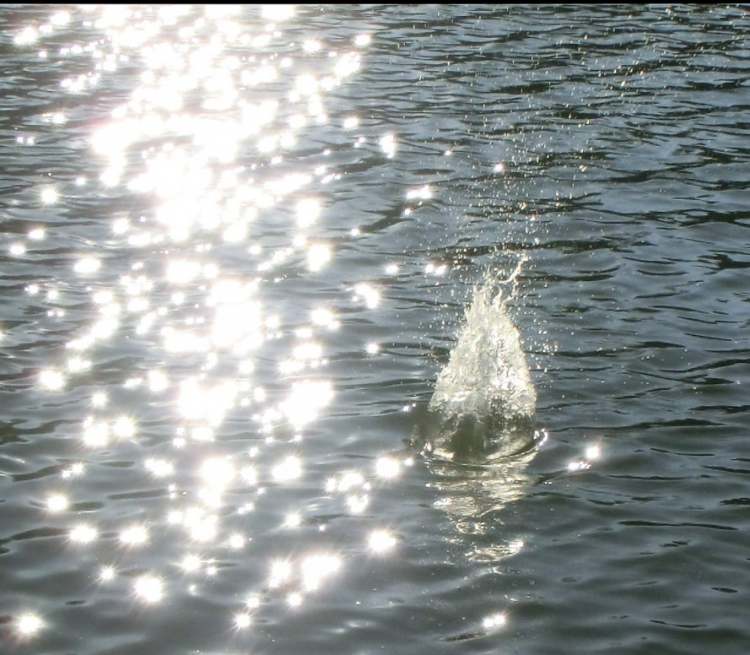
[427,258,536,461]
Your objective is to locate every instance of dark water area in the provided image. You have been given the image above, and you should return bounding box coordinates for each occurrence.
[1,4,749,654]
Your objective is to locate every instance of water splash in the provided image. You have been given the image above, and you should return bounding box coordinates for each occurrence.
[414,257,544,564]
[419,256,537,464]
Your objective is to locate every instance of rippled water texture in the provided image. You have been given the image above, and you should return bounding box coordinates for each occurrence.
[1,5,750,654]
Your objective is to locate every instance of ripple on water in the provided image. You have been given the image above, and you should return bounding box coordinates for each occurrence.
[1,4,749,655]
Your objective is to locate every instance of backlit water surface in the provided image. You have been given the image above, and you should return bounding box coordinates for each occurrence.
[1,5,749,654]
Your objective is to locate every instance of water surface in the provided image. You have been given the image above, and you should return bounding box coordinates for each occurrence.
[1,5,750,654]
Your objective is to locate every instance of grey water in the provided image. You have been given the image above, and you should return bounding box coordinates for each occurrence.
[1,4,749,654]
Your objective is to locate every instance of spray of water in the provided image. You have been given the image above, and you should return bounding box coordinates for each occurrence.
[413,256,542,562]
[419,256,537,463]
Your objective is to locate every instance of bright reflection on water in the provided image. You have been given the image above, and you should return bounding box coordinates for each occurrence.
[4,4,598,648]
[14,4,411,645]
[45,493,69,513]
[15,612,44,639]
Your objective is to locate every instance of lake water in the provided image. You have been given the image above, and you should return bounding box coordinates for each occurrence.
[1,5,749,654]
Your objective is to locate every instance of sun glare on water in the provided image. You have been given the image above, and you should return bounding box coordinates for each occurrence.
[6,2,542,649]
